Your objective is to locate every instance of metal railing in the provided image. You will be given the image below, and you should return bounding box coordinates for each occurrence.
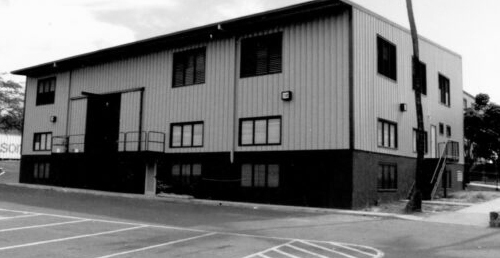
[52,131,166,154]
[438,141,459,163]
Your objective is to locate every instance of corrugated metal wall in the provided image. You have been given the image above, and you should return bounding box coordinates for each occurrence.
[22,11,351,155]
[236,12,351,152]
[352,8,464,163]
[22,72,70,155]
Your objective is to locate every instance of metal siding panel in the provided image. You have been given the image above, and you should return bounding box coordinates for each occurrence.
[236,13,351,152]
[352,8,464,162]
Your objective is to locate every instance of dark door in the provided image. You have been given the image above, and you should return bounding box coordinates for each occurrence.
[85,93,121,155]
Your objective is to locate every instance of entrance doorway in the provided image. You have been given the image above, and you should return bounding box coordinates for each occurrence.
[85,93,121,155]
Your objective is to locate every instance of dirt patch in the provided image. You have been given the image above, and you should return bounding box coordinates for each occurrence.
[436,190,500,203]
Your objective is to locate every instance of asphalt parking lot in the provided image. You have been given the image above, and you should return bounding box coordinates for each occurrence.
[0,207,384,258]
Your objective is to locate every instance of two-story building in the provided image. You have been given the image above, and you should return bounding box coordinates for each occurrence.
[12,0,464,208]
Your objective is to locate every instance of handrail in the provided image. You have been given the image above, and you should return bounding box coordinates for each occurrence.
[52,131,166,154]
[430,141,450,199]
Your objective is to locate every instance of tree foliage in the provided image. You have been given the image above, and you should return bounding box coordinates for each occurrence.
[0,77,24,132]
[464,93,500,162]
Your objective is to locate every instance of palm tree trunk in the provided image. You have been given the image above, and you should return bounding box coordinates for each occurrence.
[405,0,425,212]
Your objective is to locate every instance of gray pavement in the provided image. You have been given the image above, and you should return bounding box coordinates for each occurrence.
[424,197,500,227]
[0,184,499,257]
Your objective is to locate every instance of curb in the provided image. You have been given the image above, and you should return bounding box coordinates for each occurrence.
[0,182,424,221]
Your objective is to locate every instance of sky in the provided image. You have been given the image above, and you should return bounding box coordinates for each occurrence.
[1,0,499,102]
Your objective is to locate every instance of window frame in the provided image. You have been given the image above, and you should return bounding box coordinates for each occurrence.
[446,125,452,138]
[239,116,282,146]
[240,163,280,188]
[377,163,398,192]
[377,118,398,149]
[33,162,50,179]
[169,121,204,148]
[33,132,52,152]
[171,163,202,186]
[377,35,397,81]
[172,47,206,88]
[36,77,56,106]
[240,32,283,78]
[438,73,451,107]
[439,123,444,135]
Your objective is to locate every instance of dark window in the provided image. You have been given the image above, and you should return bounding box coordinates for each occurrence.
[33,132,52,151]
[463,99,467,109]
[33,162,50,179]
[412,59,427,95]
[446,125,451,138]
[413,129,428,154]
[171,164,202,185]
[377,36,397,81]
[239,116,281,146]
[378,163,397,191]
[241,164,279,188]
[439,74,450,106]
[377,119,397,149]
[240,33,282,78]
[439,123,444,135]
[36,77,56,106]
[172,48,206,87]
[170,122,203,148]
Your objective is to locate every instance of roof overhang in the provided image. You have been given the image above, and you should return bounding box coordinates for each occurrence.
[12,0,349,77]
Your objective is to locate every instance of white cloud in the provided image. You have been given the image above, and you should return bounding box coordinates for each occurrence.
[1,1,135,73]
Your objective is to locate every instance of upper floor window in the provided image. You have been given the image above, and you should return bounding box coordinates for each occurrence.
[412,129,428,154]
[446,125,452,138]
[33,132,52,151]
[377,36,397,81]
[439,74,450,106]
[172,47,206,87]
[36,77,56,106]
[412,59,427,95]
[377,119,397,149]
[239,116,281,146]
[439,123,444,135]
[170,121,203,148]
[240,33,282,78]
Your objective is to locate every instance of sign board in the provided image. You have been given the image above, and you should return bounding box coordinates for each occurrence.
[457,170,463,182]
[0,134,21,160]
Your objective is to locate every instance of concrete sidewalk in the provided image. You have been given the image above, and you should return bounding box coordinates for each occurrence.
[424,197,500,227]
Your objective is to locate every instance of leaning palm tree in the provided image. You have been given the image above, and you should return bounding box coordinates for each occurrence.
[405,0,425,212]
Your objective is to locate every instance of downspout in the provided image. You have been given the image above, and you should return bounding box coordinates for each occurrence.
[230,37,239,164]
[65,70,73,149]
[138,87,145,151]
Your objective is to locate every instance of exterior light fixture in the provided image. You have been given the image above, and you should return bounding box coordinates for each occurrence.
[50,116,57,123]
[281,91,293,101]
[400,103,408,112]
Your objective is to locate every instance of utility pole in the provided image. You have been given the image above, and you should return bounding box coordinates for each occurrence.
[405,0,425,212]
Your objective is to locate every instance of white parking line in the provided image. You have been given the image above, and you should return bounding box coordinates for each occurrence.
[299,241,357,258]
[95,232,217,258]
[286,243,330,258]
[0,214,41,221]
[0,219,91,233]
[0,207,384,258]
[0,225,147,251]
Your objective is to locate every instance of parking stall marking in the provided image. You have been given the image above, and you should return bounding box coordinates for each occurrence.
[0,207,384,258]
[0,214,40,221]
[243,240,384,258]
[0,219,91,233]
[0,225,147,251]
[94,232,217,258]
